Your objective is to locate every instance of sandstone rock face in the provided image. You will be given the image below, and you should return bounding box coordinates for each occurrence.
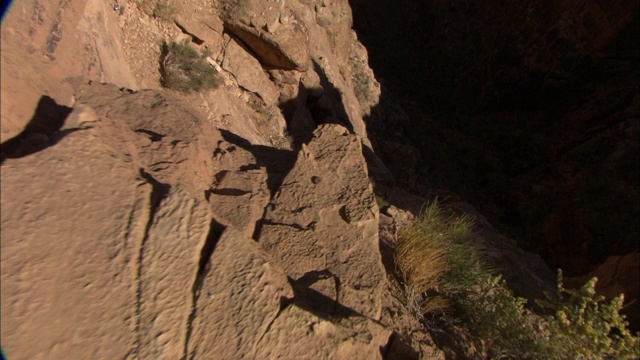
[0,0,435,358]
[223,0,311,70]
[223,38,280,106]
[1,85,396,358]
[258,124,385,319]
[1,108,143,359]
[175,14,225,58]
[187,227,294,359]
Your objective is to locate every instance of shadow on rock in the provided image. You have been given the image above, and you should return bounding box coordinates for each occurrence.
[220,129,297,195]
[1,95,75,165]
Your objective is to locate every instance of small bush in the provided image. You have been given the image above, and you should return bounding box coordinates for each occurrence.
[153,1,177,21]
[136,0,176,21]
[375,194,389,210]
[542,271,640,359]
[160,40,221,93]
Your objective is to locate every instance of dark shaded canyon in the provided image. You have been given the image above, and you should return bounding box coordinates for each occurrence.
[350,0,639,324]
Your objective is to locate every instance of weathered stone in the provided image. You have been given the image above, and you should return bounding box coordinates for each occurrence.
[188,227,391,359]
[187,228,294,359]
[75,83,223,198]
[174,14,225,58]
[223,39,280,106]
[0,109,143,359]
[258,124,385,319]
[209,167,270,238]
[254,304,391,359]
[137,189,212,359]
[0,46,74,143]
[224,18,310,70]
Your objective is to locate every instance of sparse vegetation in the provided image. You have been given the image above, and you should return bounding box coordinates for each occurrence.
[349,50,377,107]
[542,272,640,359]
[375,194,389,210]
[394,200,640,359]
[160,40,221,93]
[136,0,177,21]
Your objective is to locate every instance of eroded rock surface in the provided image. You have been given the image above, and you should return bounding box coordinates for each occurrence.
[258,124,385,319]
[0,0,435,358]
[223,0,311,70]
[223,38,280,106]
[1,86,396,358]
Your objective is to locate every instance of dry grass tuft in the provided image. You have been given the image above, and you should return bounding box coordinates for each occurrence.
[394,200,475,315]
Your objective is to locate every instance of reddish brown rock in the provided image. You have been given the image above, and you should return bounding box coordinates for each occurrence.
[223,0,310,71]
[258,124,385,319]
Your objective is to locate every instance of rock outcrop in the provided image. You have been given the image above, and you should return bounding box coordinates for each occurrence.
[258,124,385,319]
[6,0,620,357]
[222,0,311,70]
[0,83,396,358]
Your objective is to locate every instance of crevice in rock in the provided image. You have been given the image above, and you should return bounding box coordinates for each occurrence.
[338,205,351,224]
[260,219,313,232]
[174,23,205,45]
[133,169,171,358]
[43,0,69,60]
[209,188,251,196]
[251,296,293,358]
[310,60,354,133]
[1,95,74,165]
[380,331,421,360]
[252,219,265,241]
[286,275,358,321]
[297,269,342,316]
[135,128,165,142]
[182,218,226,360]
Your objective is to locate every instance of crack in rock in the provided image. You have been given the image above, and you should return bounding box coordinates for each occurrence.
[133,169,170,358]
[182,218,226,360]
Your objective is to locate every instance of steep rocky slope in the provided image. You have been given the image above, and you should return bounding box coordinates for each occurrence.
[2,0,623,358]
[350,0,639,327]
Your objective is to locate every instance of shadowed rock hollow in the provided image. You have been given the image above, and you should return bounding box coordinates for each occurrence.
[350,0,639,327]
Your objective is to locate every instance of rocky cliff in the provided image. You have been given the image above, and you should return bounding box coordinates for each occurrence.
[350,0,639,327]
[0,0,435,358]
[1,0,636,358]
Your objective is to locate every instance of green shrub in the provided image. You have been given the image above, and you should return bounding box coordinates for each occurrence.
[542,271,640,359]
[136,0,176,20]
[160,40,221,93]
[394,200,640,359]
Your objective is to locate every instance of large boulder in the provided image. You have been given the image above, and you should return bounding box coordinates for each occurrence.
[1,107,144,359]
[1,87,398,359]
[258,124,386,319]
[222,0,310,70]
[222,38,280,106]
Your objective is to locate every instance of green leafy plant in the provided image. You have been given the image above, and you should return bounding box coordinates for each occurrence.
[394,200,640,359]
[541,271,640,359]
[160,40,221,93]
